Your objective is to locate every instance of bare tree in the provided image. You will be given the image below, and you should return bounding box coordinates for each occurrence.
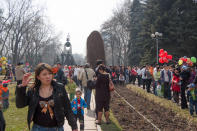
[101,0,131,66]
[0,0,62,66]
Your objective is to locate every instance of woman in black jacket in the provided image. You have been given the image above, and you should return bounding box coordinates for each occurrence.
[16,63,77,131]
[95,65,111,125]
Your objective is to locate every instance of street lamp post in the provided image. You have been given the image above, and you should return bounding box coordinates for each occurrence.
[151,32,162,64]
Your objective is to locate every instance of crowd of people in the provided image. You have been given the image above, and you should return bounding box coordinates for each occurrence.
[1,60,197,131]
[108,64,197,116]
[0,60,113,131]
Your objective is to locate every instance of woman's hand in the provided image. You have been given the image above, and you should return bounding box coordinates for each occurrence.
[21,73,32,87]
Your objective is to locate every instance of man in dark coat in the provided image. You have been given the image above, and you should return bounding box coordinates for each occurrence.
[54,63,67,85]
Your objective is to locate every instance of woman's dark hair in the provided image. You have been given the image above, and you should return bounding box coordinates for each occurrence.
[98,65,105,71]
[96,59,103,66]
[34,63,53,89]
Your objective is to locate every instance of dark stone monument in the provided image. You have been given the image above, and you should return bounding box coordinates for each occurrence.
[87,31,105,67]
[61,34,76,65]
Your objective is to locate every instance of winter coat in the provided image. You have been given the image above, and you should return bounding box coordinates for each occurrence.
[67,81,77,94]
[187,89,197,102]
[171,74,181,92]
[78,68,95,87]
[153,71,161,81]
[161,70,172,83]
[54,68,68,85]
[71,97,87,115]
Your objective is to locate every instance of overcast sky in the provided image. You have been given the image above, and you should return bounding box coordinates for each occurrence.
[39,0,124,56]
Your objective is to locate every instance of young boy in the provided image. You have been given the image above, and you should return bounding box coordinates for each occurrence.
[187,83,197,116]
[157,81,162,97]
[67,78,77,101]
[71,90,87,131]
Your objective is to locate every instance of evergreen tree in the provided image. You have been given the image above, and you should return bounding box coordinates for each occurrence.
[128,0,144,65]
[167,0,197,58]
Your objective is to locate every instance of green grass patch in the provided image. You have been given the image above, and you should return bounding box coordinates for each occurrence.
[3,84,28,131]
[100,110,122,131]
[127,84,197,124]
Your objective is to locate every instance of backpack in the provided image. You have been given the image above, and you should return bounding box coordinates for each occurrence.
[85,69,95,89]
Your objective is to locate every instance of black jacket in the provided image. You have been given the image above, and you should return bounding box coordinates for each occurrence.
[54,68,67,85]
[15,81,77,130]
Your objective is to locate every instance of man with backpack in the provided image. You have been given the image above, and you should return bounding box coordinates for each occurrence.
[79,63,95,110]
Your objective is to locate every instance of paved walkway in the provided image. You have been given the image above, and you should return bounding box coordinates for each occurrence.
[64,92,100,131]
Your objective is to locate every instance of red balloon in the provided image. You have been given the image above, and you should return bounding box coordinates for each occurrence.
[164,51,168,57]
[169,55,173,60]
[159,58,164,63]
[159,53,164,57]
[183,58,187,62]
[160,49,164,53]
[167,55,172,60]
[163,57,168,63]
[180,57,184,61]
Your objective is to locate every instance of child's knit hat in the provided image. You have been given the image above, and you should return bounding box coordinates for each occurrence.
[76,88,82,93]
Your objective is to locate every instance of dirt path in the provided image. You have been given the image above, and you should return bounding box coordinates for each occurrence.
[110,86,197,131]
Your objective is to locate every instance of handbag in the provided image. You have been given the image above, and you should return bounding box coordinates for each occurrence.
[85,69,95,89]
[109,74,115,91]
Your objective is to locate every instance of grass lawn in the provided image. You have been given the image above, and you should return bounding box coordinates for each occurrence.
[3,83,28,131]
[100,110,122,131]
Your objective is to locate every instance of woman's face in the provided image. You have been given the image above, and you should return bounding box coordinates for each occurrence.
[37,69,53,85]
[99,69,104,74]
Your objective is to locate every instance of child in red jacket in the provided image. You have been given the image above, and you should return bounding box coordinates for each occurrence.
[171,69,181,104]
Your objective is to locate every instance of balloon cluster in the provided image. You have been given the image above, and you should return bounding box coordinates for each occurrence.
[159,49,173,64]
[178,56,196,66]
[0,57,8,74]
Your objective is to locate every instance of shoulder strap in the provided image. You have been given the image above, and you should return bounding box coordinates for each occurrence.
[84,69,89,80]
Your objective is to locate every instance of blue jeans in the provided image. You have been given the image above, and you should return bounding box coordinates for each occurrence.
[84,87,92,108]
[189,100,197,115]
[31,124,64,131]
[153,81,158,96]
